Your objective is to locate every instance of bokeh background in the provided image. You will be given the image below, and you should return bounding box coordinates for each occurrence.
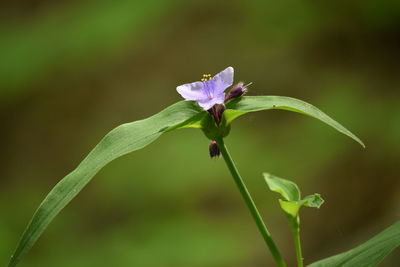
[1,0,399,266]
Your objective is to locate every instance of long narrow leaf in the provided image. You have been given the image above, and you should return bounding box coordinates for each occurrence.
[225,96,365,147]
[308,221,400,267]
[8,101,202,267]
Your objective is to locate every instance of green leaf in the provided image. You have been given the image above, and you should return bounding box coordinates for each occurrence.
[308,221,400,267]
[278,194,324,218]
[8,101,202,267]
[301,194,324,208]
[278,200,303,218]
[166,110,208,131]
[264,173,300,201]
[225,96,365,147]
[264,173,324,218]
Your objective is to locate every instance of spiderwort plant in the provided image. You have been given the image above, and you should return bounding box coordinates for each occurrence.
[177,67,285,265]
[8,67,400,267]
[176,66,247,157]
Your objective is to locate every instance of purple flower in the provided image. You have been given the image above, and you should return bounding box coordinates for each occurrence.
[176,67,234,110]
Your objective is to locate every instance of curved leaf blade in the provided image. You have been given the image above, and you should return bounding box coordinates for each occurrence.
[264,173,300,201]
[308,221,400,267]
[225,96,365,147]
[8,101,202,267]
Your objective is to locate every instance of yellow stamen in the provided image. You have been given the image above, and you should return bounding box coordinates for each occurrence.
[201,73,212,81]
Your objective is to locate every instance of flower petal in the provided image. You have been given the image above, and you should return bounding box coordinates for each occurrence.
[197,99,216,110]
[197,93,225,110]
[213,92,225,104]
[176,81,207,101]
[212,66,234,94]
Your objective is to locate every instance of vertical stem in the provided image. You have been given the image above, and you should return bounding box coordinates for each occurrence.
[291,218,304,267]
[216,137,286,267]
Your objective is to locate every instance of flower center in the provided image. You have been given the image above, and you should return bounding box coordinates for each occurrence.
[201,74,214,99]
[201,74,212,82]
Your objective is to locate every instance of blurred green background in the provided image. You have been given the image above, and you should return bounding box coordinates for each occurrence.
[1,0,399,266]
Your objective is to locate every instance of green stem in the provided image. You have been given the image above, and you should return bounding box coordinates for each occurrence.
[216,137,286,267]
[291,217,303,267]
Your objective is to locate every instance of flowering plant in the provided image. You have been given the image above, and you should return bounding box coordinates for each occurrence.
[8,67,399,267]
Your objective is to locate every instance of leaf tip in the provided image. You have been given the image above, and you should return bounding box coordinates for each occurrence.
[357,139,366,149]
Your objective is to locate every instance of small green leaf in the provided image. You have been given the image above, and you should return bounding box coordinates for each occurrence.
[278,194,324,218]
[301,194,324,208]
[225,96,365,147]
[8,101,202,267]
[265,173,324,218]
[264,173,300,201]
[308,221,400,267]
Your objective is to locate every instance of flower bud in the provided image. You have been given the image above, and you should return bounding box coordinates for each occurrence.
[224,82,248,102]
[209,140,221,158]
[208,104,226,125]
